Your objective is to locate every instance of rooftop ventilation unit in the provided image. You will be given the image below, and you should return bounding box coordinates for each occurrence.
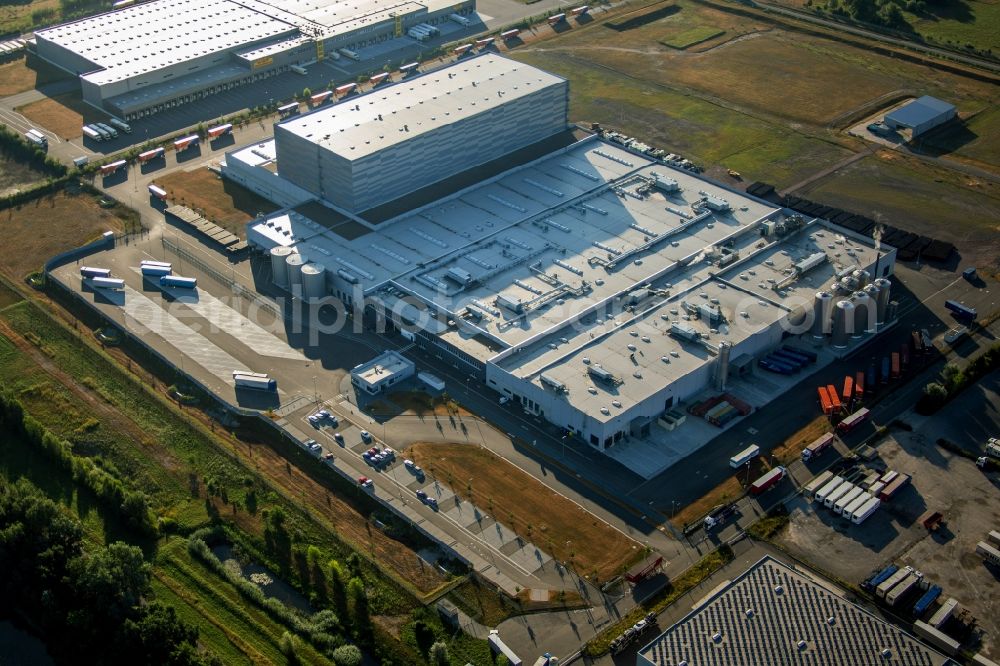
[496,293,524,313]
[670,322,700,342]
[588,365,622,386]
[445,267,473,285]
[540,373,567,393]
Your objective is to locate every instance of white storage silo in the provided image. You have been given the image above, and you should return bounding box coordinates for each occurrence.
[851,291,870,338]
[831,300,854,349]
[286,252,306,291]
[874,278,891,325]
[811,291,833,340]
[270,246,293,287]
[301,263,326,300]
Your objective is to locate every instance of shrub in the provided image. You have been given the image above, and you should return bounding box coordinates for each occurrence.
[331,645,363,666]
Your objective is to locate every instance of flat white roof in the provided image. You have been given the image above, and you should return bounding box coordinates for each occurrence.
[276,54,566,160]
[39,0,297,86]
[39,0,458,87]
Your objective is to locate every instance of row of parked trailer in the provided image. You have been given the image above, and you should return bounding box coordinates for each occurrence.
[758,345,818,375]
[975,529,1000,566]
[81,119,132,142]
[864,563,966,656]
[80,262,197,291]
[0,39,27,59]
[804,465,914,524]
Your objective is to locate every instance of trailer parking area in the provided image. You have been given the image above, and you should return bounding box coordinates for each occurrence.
[776,374,1000,658]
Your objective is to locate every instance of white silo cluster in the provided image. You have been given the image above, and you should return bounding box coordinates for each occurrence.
[268,246,328,301]
[810,277,891,349]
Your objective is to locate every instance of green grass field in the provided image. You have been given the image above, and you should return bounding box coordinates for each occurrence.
[512,49,853,187]
[660,26,724,48]
[799,152,1000,260]
[906,0,1000,52]
[155,539,332,666]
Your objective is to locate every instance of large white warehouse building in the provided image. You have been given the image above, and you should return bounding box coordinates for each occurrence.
[273,55,569,212]
[33,0,475,119]
[229,55,896,452]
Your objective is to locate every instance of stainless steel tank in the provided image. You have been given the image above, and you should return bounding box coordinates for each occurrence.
[874,277,891,325]
[270,246,293,287]
[286,252,306,290]
[301,262,326,300]
[831,300,854,349]
[851,291,870,338]
[863,284,879,333]
[811,291,833,339]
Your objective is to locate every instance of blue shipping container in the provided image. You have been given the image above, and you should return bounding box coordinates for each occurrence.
[913,585,942,616]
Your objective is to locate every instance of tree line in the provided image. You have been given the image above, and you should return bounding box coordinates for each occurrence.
[0,477,212,665]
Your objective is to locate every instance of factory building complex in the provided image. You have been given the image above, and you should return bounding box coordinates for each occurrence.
[223,54,897,452]
[31,0,475,119]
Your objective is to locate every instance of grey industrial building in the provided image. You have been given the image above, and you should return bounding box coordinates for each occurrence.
[884,96,957,138]
[637,556,952,666]
[229,55,896,453]
[32,0,475,119]
[273,55,568,212]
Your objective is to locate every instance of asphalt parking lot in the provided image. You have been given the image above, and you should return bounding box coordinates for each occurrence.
[777,370,1000,658]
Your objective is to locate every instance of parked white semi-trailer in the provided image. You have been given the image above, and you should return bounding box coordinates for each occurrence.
[80,266,112,278]
[82,125,103,141]
[834,486,865,515]
[233,374,276,391]
[843,492,872,520]
[140,263,171,277]
[803,471,834,500]
[159,275,197,289]
[338,48,360,61]
[814,476,846,504]
[729,444,759,468]
[851,496,881,524]
[824,481,856,509]
[90,277,125,290]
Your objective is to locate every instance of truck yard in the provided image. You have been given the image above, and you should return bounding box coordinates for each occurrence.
[777,369,1000,658]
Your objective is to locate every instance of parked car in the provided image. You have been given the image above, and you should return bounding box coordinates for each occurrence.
[308,442,322,455]
[425,497,438,509]
[499,396,510,405]
[416,490,427,501]
[358,476,373,489]
[308,414,321,427]
[404,459,416,469]
[360,430,373,443]
[333,432,344,444]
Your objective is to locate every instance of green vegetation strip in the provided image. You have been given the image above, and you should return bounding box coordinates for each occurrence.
[745,506,790,541]
[660,26,724,49]
[585,545,734,656]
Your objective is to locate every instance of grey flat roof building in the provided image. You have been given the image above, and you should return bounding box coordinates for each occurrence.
[274,54,569,212]
[884,96,956,138]
[33,0,475,118]
[638,556,953,666]
[231,55,896,456]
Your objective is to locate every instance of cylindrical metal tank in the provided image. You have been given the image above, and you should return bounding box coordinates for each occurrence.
[270,246,293,287]
[852,291,870,338]
[286,252,306,290]
[841,275,858,292]
[831,300,854,349]
[874,278,891,325]
[301,262,326,300]
[715,341,731,391]
[887,300,898,322]
[859,270,871,289]
[863,284,879,333]
[811,291,833,339]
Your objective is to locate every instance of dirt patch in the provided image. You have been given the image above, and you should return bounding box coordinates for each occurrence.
[388,390,472,418]
[16,92,90,140]
[0,191,133,280]
[0,57,67,96]
[156,168,279,238]
[670,456,773,529]
[771,415,832,463]
[406,442,641,581]
[0,151,47,197]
